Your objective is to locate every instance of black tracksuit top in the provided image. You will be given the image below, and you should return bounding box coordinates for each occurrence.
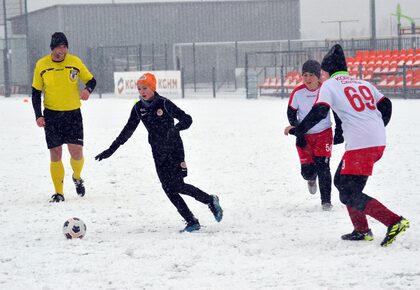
[112,93,192,155]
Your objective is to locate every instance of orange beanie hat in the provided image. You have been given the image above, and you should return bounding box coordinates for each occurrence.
[137,73,156,91]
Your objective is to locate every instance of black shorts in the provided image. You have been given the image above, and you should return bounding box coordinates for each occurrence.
[44,108,84,149]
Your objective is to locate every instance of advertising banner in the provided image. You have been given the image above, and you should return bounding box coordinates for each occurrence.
[114,71,182,98]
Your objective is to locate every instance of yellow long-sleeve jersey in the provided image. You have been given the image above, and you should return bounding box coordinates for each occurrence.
[32,53,93,111]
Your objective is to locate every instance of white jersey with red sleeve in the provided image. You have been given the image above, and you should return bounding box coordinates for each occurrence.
[288,84,332,134]
[315,72,386,150]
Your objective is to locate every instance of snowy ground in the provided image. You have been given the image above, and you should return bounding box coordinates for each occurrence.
[0,93,419,290]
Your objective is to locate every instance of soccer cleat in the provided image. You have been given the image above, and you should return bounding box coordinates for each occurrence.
[322,202,333,211]
[72,175,85,197]
[49,193,65,203]
[380,216,410,247]
[208,195,223,222]
[307,179,317,195]
[341,229,374,241]
[180,218,201,233]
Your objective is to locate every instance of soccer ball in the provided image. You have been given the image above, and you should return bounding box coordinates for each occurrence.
[63,217,86,239]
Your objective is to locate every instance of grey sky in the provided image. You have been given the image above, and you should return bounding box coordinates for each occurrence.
[28,0,420,40]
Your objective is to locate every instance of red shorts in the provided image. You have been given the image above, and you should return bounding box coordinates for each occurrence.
[340,146,385,176]
[297,128,333,165]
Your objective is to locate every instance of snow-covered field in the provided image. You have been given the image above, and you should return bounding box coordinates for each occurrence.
[0,93,419,289]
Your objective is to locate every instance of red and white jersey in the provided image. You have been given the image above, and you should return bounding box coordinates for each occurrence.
[288,84,332,134]
[315,72,386,150]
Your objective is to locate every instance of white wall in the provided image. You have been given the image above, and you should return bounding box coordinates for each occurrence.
[300,0,420,39]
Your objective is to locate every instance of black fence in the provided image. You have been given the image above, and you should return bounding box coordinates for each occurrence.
[1,36,419,96]
[85,36,419,95]
[86,43,171,95]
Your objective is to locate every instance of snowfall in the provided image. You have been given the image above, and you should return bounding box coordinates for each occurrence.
[0,91,419,290]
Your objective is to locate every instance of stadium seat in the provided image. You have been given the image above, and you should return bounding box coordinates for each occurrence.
[362,68,373,80]
[413,55,420,66]
[384,76,397,88]
[395,76,404,88]
[258,77,271,89]
[285,78,297,89]
[258,77,279,90]
[388,64,398,73]
[267,77,280,89]
[406,75,414,88]
[377,76,388,88]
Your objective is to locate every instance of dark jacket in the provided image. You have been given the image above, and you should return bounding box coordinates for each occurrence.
[111,92,192,157]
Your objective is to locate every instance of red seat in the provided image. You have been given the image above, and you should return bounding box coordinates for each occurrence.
[377,64,389,74]
[405,56,414,66]
[372,64,382,74]
[352,58,361,66]
[399,49,407,58]
[285,78,297,89]
[367,56,376,66]
[355,51,365,59]
[286,71,295,78]
[268,77,280,89]
[348,65,359,74]
[397,56,406,67]
[384,76,397,88]
[377,76,388,88]
[388,64,398,73]
[406,69,414,78]
[383,50,392,58]
[406,75,414,88]
[389,56,398,66]
[394,76,404,88]
[413,54,420,66]
[382,55,391,66]
[258,77,278,89]
[258,78,271,88]
[414,77,420,89]
[282,77,293,89]
[362,69,373,80]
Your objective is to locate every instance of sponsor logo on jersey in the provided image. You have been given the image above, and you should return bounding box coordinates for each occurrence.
[69,69,78,81]
[156,109,163,116]
[140,108,147,116]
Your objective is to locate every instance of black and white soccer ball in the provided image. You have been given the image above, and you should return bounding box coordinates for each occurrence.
[63,217,86,239]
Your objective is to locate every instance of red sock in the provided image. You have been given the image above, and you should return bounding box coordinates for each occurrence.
[347,206,369,233]
[363,198,400,227]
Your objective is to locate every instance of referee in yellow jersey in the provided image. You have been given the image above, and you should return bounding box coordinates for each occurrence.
[31,32,96,202]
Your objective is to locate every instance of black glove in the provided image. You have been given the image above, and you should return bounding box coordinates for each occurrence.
[296,134,307,148]
[333,133,344,145]
[95,144,119,161]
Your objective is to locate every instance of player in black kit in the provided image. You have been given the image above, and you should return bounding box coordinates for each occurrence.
[95,73,223,232]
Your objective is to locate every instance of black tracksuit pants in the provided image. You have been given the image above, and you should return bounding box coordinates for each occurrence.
[153,150,213,223]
